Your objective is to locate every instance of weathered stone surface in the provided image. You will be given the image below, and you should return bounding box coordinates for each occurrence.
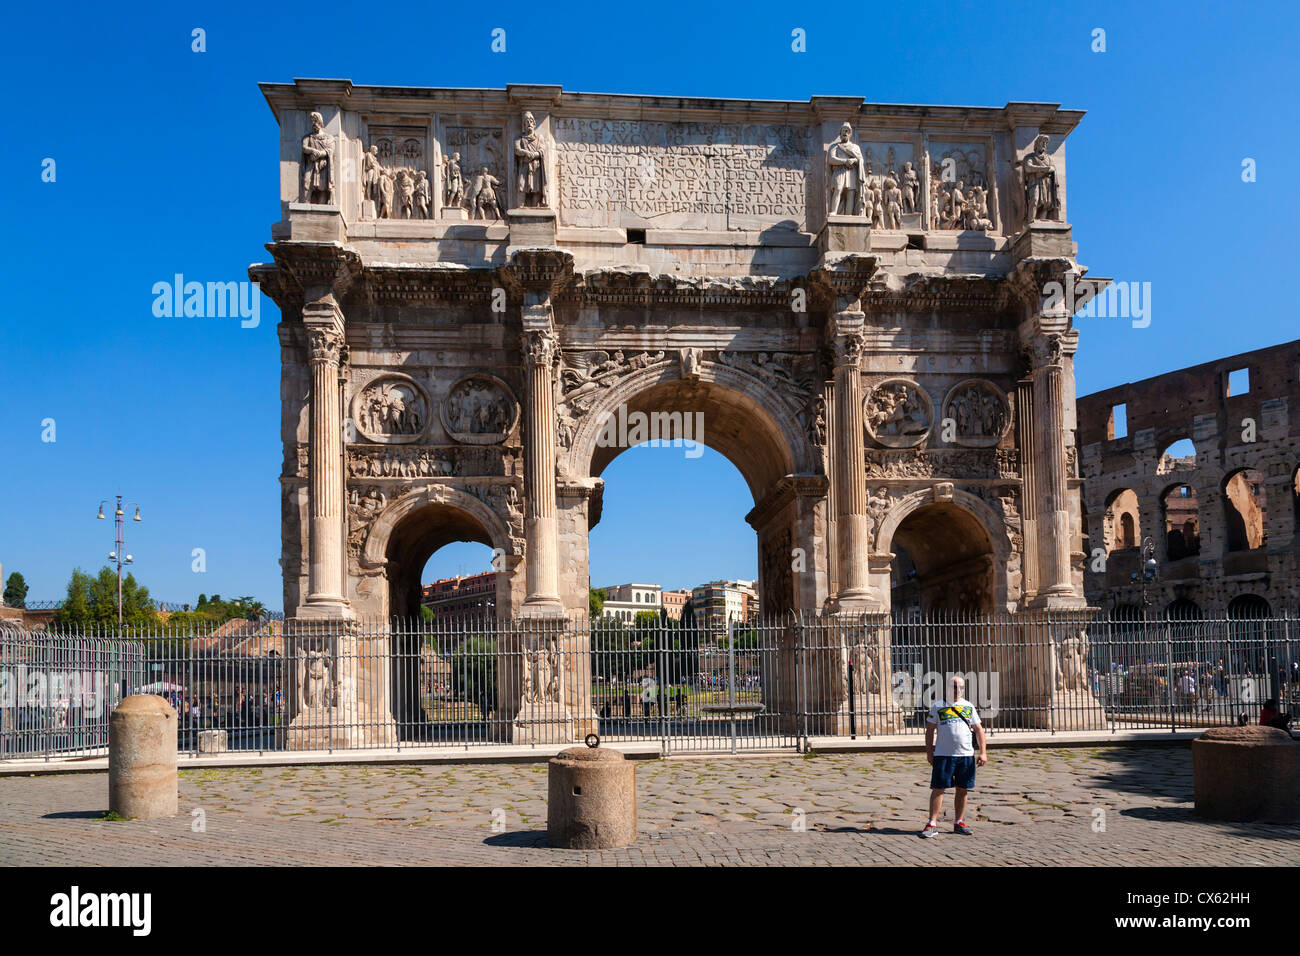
[253,82,1093,740]
[1193,725,1300,822]
[547,746,637,848]
[1079,340,1299,615]
[197,730,229,754]
[108,695,178,820]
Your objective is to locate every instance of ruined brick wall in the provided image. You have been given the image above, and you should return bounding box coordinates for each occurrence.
[1078,339,1300,615]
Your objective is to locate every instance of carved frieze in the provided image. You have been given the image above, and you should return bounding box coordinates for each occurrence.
[864,379,932,448]
[864,447,1019,480]
[347,444,515,479]
[942,380,1011,447]
[350,374,430,444]
[441,374,519,444]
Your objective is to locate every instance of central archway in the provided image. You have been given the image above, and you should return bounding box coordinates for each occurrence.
[562,358,824,616]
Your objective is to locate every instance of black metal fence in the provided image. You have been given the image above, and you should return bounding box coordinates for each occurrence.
[1,611,1295,760]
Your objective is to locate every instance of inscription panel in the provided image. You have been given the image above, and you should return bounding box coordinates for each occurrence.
[553,118,812,231]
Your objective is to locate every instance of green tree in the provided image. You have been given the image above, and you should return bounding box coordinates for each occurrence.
[449,635,497,719]
[589,587,606,619]
[53,569,94,627]
[3,571,29,608]
[53,566,157,629]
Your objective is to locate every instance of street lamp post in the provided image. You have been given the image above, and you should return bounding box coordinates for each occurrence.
[1130,535,1158,614]
[97,494,142,628]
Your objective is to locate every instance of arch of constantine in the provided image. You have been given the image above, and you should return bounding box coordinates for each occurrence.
[250,80,1097,744]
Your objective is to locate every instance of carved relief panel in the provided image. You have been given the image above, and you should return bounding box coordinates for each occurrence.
[856,137,923,231]
[362,124,433,220]
[350,373,431,444]
[941,380,1012,447]
[864,379,932,448]
[444,126,507,220]
[441,374,519,444]
[927,140,995,232]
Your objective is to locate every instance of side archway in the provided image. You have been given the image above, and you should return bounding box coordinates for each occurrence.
[875,490,1011,613]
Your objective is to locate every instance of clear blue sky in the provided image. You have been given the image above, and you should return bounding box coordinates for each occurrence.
[2,0,1296,609]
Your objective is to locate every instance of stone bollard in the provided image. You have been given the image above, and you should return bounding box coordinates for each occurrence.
[109,695,179,820]
[1192,725,1300,822]
[547,745,636,848]
[197,729,229,755]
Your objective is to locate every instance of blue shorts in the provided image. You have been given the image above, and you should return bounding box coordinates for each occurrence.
[930,755,976,791]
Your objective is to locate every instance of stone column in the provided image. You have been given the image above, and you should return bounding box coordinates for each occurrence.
[1015,377,1040,599]
[823,379,840,602]
[1029,333,1077,605]
[521,324,562,614]
[301,316,351,618]
[831,321,878,609]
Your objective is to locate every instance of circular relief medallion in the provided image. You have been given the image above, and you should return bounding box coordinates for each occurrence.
[440,374,519,445]
[941,379,1011,447]
[863,379,932,448]
[351,373,430,445]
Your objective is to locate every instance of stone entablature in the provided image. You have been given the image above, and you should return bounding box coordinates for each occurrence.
[1079,339,1300,615]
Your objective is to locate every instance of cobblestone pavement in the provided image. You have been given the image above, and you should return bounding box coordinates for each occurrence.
[1,745,1297,866]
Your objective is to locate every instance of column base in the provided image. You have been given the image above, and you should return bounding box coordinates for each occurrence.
[1027,587,1087,611]
[284,706,397,750]
[834,588,884,613]
[512,700,576,744]
[295,599,356,622]
[519,597,565,618]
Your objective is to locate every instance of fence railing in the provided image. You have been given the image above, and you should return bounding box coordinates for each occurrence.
[1,611,1295,760]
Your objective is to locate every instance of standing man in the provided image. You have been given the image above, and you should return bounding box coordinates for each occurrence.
[920,674,987,838]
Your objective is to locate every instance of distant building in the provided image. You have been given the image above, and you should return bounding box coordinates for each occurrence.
[660,589,691,621]
[421,572,497,617]
[597,583,662,623]
[691,580,759,633]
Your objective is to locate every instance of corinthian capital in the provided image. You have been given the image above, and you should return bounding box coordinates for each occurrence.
[306,325,345,366]
[523,329,558,368]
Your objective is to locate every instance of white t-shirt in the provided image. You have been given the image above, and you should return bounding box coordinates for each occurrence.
[927,698,981,757]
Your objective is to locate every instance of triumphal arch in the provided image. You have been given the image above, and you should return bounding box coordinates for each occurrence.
[252,80,1095,743]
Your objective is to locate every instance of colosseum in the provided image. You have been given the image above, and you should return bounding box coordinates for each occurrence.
[1079,339,1300,617]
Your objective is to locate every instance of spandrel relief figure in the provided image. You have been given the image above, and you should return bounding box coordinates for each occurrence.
[471,166,502,220]
[514,111,548,207]
[826,123,867,216]
[1020,134,1061,224]
[300,111,334,204]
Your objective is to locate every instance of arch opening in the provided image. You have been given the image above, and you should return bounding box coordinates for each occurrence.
[1104,488,1141,553]
[1223,469,1266,552]
[889,503,996,614]
[1161,483,1200,560]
